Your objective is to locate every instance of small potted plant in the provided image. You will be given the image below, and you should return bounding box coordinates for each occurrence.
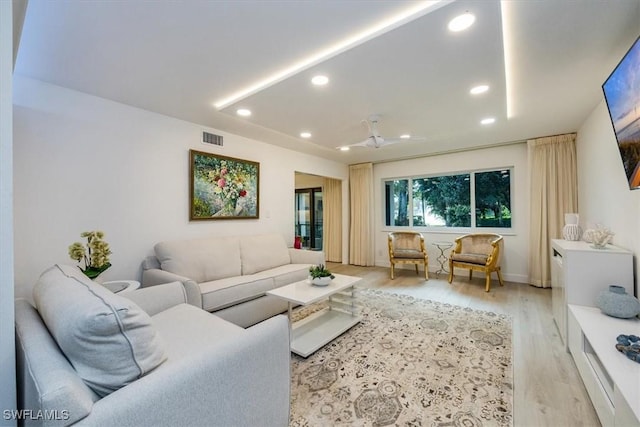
[68,230,112,280]
[308,264,335,286]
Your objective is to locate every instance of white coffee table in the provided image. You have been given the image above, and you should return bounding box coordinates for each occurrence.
[267,273,361,357]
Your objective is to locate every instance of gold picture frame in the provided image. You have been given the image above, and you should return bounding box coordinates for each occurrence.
[189,149,259,220]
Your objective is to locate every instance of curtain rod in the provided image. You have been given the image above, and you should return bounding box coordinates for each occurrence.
[363,139,526,166]
[528,131,577,141]
[349,130,578,166]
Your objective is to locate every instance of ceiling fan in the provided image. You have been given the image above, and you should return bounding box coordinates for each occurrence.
[343,115,425,149]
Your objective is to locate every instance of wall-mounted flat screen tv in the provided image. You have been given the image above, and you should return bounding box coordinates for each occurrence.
[602,35,640,190]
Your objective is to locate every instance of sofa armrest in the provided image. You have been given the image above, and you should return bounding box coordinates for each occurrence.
[141,268,202,309]
[77,315,291,427]
[289,248,325,265]
[122,282,188,316]
[141,267,189,287]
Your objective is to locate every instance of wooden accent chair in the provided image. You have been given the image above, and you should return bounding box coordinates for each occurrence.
[388,231,429,280]
[448,233,504,292]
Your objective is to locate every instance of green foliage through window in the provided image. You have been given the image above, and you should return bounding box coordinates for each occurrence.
[475,170,511,227]
[384,169,512,228]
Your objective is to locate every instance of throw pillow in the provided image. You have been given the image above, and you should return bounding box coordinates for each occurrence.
[33,264,167,397]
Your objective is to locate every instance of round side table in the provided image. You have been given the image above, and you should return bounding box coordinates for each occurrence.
[432,242,453,276]
[102,280,141,294]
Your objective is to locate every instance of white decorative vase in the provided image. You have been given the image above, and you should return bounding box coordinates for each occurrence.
[564,213,579,225]
[562,213,582,241]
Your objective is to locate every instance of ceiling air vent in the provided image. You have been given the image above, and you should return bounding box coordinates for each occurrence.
[202,131,223,146]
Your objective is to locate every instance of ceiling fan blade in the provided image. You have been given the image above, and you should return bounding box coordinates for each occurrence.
[347,138,373,147]
[376,138,404,146]
[382,136,426,145]
[342,115,426,149]
[341,137,374,148]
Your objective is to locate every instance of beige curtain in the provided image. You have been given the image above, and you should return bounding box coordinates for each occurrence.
[322,177,342,263]
[349,163,374,266]
[528,133,578,287]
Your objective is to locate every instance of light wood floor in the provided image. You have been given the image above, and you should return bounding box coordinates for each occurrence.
[326,262,601,427]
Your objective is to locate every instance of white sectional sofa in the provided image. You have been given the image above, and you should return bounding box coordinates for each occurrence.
[142,233,324,327]
[15,264,291,426]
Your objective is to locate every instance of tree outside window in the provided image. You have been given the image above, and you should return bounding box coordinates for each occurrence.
[475,170,511,227]
[412,174,470,227]
[384,179,409,226]
[384,169,512,229]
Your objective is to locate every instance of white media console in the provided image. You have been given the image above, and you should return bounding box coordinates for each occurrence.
[551,239,633,350]
[568,305,639,426]
[550,239,638,426]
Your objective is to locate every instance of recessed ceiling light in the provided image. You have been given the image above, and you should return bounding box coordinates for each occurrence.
[300,132,312,138]
[311,75,329,86]
[400,134,411,139]
[236,108,251,117]
[470,85,489,95]
[213,1,450,109]
[340,146,350,151]
[448,12,475,32]
[481,117,495,125]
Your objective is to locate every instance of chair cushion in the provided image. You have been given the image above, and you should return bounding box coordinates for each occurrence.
[240,234,291,275]
[151,304,245,360]
[393,249,426,259]
[451,253,489,265]
[33,265,167,397]
[460,235,495,255]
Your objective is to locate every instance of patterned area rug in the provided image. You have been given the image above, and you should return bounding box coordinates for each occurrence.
[289,289,513,427]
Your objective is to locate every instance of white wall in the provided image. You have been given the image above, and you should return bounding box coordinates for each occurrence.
[1,0,17,422]
[576,101,640,296]
[295,173,324,189]
[12,76,349,299]
[373,143,530,283]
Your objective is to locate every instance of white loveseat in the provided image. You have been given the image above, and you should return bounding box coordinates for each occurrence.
[142,233,324,327]
[15,264,291,426]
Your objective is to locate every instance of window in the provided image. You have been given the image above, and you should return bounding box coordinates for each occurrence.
[475,170,511,227]
[384,179,409,226]
[384,169,512,229]
[412,174,471,227]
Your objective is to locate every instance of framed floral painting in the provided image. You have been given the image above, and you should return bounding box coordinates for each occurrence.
[189,150,259,220]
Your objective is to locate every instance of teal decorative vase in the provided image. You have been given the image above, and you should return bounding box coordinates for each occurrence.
[596,285,640,319]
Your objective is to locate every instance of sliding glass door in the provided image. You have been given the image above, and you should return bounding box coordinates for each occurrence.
[295,188,323,250]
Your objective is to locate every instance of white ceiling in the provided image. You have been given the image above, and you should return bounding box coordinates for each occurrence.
[14,0,640,164]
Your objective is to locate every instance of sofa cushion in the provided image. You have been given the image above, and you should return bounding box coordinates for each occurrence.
[198,263,311,313]
[253,263,313,288]
[32,265,167,397]
[199,275,275,312]
[155,236,242,282]
[240,234,291,275]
